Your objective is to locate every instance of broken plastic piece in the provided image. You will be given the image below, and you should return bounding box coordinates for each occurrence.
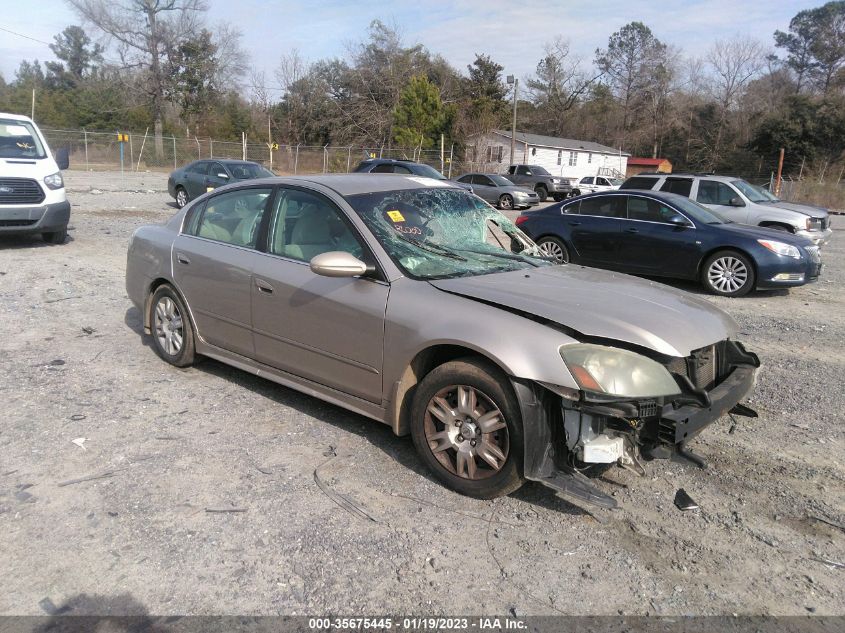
[674,488,699,511]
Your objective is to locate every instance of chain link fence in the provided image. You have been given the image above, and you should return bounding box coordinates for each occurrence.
[40,127,466,177]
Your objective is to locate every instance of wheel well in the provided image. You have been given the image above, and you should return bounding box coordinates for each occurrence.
[143,277,177,332]
[697,247,758,281]
[759,221,794,233]
[390,344,508,436]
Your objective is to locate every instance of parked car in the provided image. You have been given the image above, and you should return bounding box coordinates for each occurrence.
[619,172,832,245]
[516,190,822,297]
[571,175,624,196]
[353,158,473,192]
[127,174,760,509]
[504,164,574,201]
[455,173,539,209]
[0,112,70,244]
[168,159,274,208]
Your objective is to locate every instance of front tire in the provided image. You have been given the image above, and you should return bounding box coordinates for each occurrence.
[175,187,189,209]
[534,185,548,202]
[43,227,67,244]
[702,250,755,297]
[570,189,581,197]
[149,284,196,367]
[498,194,514,210]
[410,358,524,499]
[536,236,570,263]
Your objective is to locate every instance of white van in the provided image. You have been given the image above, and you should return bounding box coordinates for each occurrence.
[0,113,70,244]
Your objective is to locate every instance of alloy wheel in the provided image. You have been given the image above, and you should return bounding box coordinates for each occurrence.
[154,296,184,355]
[176,189,188,208]
[499,195,513,210]
[538,239,568,263]
[423,385,509,480]
[707,256,748,293]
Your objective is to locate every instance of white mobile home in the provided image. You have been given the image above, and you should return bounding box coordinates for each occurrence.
[467,130,629,180]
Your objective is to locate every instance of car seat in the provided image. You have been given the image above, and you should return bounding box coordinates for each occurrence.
[285,203,335,260]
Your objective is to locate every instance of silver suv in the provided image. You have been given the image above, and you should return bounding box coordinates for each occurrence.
[620,173,832,245]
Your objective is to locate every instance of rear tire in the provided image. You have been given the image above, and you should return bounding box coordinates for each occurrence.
[702,250,755,297]
[175,187,189,209]
[149,284,196,367]
[536,236,570,263]
[43,227,67,244]
[410,358,524,499]
[534,185,548,202]
[570,189,581,197]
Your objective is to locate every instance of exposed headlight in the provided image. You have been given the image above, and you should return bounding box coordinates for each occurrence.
[559,344,680,398]
[757,239,800,259]
[43,172,64,190]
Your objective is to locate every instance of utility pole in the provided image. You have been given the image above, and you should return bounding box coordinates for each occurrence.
[774,148,785,196]
[31,88,35,120]
[507,76,518,164]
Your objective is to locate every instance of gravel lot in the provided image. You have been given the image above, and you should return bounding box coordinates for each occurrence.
[1,170,843,617]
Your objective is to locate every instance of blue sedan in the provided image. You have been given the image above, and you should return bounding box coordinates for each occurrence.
[515,190,823,297]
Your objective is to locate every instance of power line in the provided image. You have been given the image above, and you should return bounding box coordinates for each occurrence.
[0,26,52,47]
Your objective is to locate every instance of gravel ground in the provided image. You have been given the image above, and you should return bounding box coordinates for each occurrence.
[1,170,843,617]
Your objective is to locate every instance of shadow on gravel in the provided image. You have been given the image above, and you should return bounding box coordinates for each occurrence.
[33,593,166,632]
[0,234,75,250]
[123,305,591,517]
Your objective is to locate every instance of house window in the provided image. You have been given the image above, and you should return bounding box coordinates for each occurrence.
[568,151,577,166]
[588,153,592,164]
[557,150,562,165]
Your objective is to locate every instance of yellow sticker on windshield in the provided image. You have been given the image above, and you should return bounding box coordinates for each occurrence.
[206,186,214,192]
[387,210,405,223]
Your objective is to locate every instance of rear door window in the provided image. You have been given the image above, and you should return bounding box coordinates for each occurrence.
[193,188,272,248]
[660,177,693,197]
[579,196,626,218]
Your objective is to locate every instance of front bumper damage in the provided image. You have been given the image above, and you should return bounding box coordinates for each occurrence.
[512,340,760,510]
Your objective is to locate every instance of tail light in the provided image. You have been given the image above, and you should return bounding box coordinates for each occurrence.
[515,215,529,226]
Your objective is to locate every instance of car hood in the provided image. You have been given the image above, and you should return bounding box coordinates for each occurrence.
[504,186,538,196]
[768,200,829,218]
[429,266,737,357]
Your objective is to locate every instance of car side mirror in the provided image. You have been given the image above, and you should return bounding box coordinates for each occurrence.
[217,172,229,179]
[310,251,369,278]
[667,214,690,227]
[729,196,745,207]
[55,147,69,170]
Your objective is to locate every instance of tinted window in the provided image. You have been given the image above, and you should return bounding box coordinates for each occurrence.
[208,162,227,177]
[267,189,363,262]
[393,164,412,174]
[697,180,737,205]
[581,177,594,185]
[457,175,473,183]
[626,197,680,223]
[187,161,208,174]
[579,196,626,218]
[194,188,271,247]
[475,175,494,187]
[597,177,610,186]
[660,177,693,197]
[620,176,659,190]
[517,166,531,175]
[489,175,514,186]
[371,163,394,173]
[228,163,274,179]
[561,200,580,214]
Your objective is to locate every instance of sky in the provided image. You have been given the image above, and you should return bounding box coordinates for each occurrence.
[0,0,816,92]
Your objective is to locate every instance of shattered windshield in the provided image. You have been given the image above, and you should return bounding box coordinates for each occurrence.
[347,187,549,279]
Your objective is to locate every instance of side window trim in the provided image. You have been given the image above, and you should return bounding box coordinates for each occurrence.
[186,185,273,249]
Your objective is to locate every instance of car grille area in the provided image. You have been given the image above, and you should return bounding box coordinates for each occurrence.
[0,178,45,205]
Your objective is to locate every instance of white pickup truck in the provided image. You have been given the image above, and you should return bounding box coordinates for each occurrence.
[0,112,70,244]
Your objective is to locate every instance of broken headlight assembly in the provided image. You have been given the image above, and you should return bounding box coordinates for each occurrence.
[559,344,680,399]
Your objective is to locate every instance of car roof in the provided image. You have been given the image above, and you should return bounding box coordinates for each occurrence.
[628,172,741,182]
[236,174,462,196]
[0,112,33,122]
[568,189,691,205]
[360,158,419,165]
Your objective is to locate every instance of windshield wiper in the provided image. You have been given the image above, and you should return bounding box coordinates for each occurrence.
[451,248,542,267]
[391,231,467,261]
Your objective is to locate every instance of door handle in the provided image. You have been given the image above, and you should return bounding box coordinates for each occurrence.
[176,253,190,265]
[624,228,639,233]
[568,221,581,226]
[255,279,274,294]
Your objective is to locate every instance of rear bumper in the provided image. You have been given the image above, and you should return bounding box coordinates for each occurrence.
[0,200,71,234]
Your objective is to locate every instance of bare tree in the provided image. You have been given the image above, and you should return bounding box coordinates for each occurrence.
[67,0,207,158]
[706,36,767,168]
